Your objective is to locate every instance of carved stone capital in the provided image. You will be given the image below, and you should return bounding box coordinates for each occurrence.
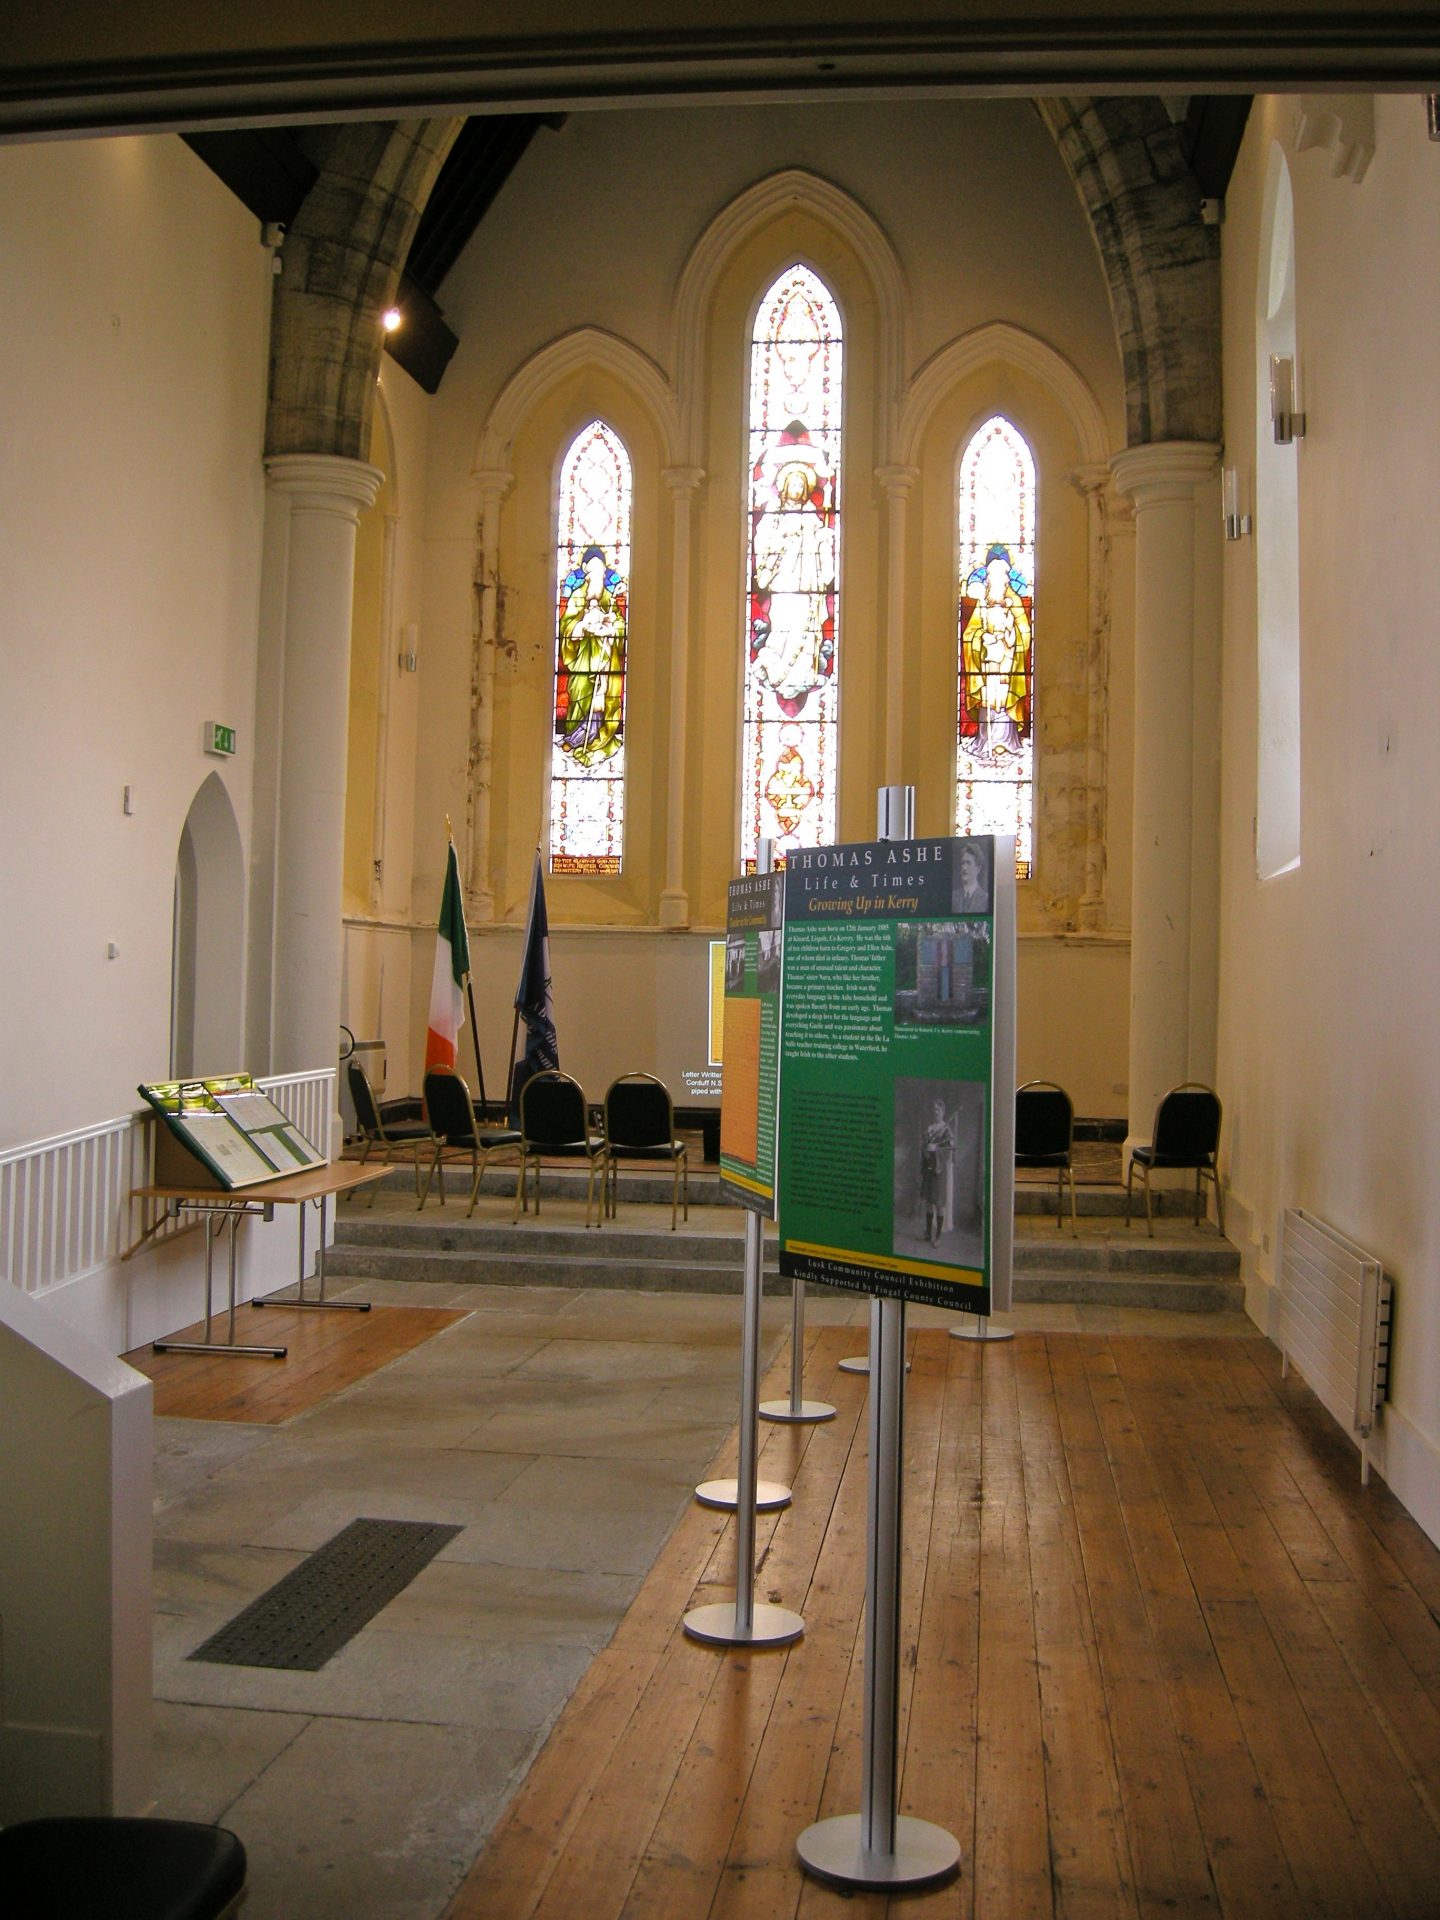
[663,465,706,501]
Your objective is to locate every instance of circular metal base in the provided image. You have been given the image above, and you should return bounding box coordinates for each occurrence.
[837,1355,870,1375]
[694,1478,792,1511]
[759,1397,837,1423]
[796,1814,962,1891]
[949,1320,1016,1343]
[682,1599,806,1648]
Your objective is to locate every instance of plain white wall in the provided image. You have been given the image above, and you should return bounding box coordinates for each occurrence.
[0,133,271,1147]
[1218,95,1440,1541]
[0,1281,153,1818]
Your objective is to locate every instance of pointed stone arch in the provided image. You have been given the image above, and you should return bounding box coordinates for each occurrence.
[671,167,908,463]
[1037,97,1220,447]
[473,326,681,475]
[898,321,1110,469]
[266,117,462,461]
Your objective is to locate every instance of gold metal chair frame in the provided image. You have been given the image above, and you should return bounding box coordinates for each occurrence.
[347,1060,429,1205]
[513,1070,610,1230]
[1124,1081,1225,1238]
[602,1071,689,1230]
[1014,1078,1077,1237]
[419,1067,524,1218]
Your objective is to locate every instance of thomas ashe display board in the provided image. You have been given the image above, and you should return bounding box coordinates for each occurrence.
[777,835,1006,1313]
[718,871,785,1215]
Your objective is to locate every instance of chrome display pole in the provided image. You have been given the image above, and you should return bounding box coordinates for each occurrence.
[696,833,794,1510]
[797,783,961,1891]
[951,1311,1015,1344]
[685,1202,804,1647]
[838,785,915,1379]
[759,1272,836,1422]
[797,1294,960,1886]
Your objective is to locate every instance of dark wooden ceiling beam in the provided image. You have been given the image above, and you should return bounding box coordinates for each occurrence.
[5,13,1440,140]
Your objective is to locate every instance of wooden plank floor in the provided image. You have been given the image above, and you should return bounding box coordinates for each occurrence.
[448,1325,1440,1920]
[124,1301,464,1422]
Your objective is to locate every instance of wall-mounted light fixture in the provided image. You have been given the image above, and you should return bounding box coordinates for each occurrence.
[382,305,403,334]
[398,623,419,674]
[1222,467,1253,541]
[1270,354,1306,444]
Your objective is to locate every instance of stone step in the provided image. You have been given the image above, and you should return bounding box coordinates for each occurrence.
[329,1196,1239,1311]
[1013,1269,1242,1313]
[347,1161,1208,1220]
[326,1242,1241,1313]
[335,1207,1236,1273]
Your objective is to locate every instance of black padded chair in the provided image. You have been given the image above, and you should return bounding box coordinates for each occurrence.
[347,1059,431,1203]
[419,1067,523,1217]
[1125,1082,1225,1237]
[514,1070,609,1229]
[603,1073,689,1229]
[1015,1079,1077,1236]
[0,1816,246,1920]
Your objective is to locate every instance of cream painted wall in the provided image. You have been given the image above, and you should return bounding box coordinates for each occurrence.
[401,100,1132,1115]
[0,135,271,1146]
[427,923,1128,1127]
[1218,95,1440,1537]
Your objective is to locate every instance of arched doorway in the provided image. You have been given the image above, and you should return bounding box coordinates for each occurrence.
[170,772,246,1076]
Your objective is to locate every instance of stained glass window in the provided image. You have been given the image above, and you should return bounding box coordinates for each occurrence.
[550,420,631,874]
[741,264,842,867]
[956,415,1035,879]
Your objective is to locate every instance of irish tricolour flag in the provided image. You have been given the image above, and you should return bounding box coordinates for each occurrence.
[424,839,470,1072]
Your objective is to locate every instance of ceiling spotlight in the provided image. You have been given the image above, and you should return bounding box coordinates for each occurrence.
[382,306,403,333]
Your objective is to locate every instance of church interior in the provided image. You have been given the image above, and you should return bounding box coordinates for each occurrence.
[4,7,1440,1915]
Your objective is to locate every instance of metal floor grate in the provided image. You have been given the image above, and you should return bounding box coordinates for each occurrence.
[190,1517,462,1671]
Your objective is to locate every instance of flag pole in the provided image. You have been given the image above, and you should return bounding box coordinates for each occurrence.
[504,843,541,1119]
[466,975,488,1117]
[443,816,489,1116]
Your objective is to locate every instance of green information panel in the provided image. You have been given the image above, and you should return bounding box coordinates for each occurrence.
[777,835,1013,1312]
[718,871,785,1216]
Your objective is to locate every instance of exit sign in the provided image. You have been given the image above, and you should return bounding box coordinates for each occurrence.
[205,722,237,757]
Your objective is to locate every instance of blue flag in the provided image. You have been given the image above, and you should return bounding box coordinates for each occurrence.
[512,852,559,1117]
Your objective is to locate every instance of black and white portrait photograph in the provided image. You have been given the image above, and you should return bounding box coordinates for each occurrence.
[892,1076,986,1269]
[756,927,781,994]
[724,934,746,993]
[952,836,991,915]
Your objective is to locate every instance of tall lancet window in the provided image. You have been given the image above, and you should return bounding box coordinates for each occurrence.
[550,419,631,874]
[956,415,1036,878]
[741,264,842,866]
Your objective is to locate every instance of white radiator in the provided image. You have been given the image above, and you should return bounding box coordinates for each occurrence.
[1278,1208,1392,1483]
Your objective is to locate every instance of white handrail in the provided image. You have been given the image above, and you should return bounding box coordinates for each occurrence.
[0,1070,336,1300]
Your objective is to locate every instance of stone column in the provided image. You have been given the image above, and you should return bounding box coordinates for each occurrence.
[875,465,919,783]
[264,453,383,1145]
[1109,441,1219,1154]
[369,502,399,913]
[1069,463,1114,931]
[467,469,512,924]
[659,466,705,927]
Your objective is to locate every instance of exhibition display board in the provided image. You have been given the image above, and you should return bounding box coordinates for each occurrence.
[776,834,1012,1317]
[718,870,785,1216]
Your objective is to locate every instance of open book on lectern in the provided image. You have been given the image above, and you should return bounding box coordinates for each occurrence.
[139,1074,326,1190]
